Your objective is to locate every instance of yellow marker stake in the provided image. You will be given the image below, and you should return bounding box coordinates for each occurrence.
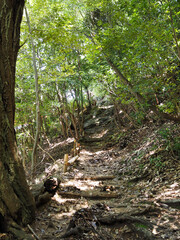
[63,154,69,173]
[73,139,76,156]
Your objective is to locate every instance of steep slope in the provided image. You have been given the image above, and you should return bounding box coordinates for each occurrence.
[28,104,180,240]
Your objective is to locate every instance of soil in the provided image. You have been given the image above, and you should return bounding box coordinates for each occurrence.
[26,105,180,240]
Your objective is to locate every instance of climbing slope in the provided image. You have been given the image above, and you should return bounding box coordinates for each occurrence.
[29,104,180,240]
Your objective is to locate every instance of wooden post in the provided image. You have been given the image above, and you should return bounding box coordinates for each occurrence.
[63,154,69,173]
[73,139,76,156]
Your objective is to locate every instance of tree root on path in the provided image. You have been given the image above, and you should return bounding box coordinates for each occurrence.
[58,190,119,199]
[59,203,160,240]
[73,175,115,181]
[60,226,91,239]
[98,214,158,240]
[8,221,35,240]
[98,214,153,228]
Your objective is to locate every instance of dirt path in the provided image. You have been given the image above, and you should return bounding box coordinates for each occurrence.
[28,106,180,240]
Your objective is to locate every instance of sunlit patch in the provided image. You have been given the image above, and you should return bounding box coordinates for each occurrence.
[90,129,108,138]
[170,182,179,188]
[48,163,59,172]
[75,172,85,178]
[155,181,180,200]
[61,179,100,191]
[152,226,158,235]
[52,195,89,220]
[99,105,114,109]
[53,193,70,204]
[34,175,46,184]
[95,150,106,155]
[55,211,76,219]
[54,201,89,220]
[45,159,63,173]
[80,149,93,155]
[48,138,74,151]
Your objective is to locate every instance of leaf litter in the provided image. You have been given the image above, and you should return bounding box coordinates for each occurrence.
[27,105,180,240]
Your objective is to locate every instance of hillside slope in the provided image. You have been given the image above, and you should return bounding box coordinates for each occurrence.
[29,104,180,240]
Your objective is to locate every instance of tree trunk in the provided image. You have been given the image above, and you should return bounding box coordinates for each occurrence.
[55,82,70,138]
[25,6,41,176]
[0,0,35,233]
[86,87,92,109]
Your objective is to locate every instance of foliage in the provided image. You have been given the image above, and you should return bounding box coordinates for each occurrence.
[15,0,180,165]
[150,155,165,170]
[158,126,180,158]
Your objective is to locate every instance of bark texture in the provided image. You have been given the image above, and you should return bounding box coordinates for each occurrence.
[0,0,35,230]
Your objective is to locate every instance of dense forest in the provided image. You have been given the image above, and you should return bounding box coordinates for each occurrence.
[0,0,179,239]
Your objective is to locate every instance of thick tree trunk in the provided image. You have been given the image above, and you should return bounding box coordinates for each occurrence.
[0,0,35,233]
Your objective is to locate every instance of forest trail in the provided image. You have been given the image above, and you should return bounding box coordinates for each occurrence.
[29,104,180,240]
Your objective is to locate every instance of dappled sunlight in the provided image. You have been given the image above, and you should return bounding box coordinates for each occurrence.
[53,201,89,221]
[152,226,158,235]
[95,150,107,155]
[99,105,114,109]
[55,211,76,219]
[155,181,180,200]
[61,179,100,191]
[50,194,90,221]
[53,193,68,204]
[53,193,89,208]
[80,149,93,156]
[53,194,85,206]
[34,177,45,184]
[90,129,108,138]
[152,207,179,235]
[133,138,155,154]
[25,88,179,240]
[81,149,108,157]
[44,159,63,173]
[2,0,179,239]
[28,118,180,240]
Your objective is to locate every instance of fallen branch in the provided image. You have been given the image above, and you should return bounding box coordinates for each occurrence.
[159,199,180,209]
[9,221,35,240]
[26,131,56,162]
[60,226,91,239]
[59,190,119,199]
[72,175,115,181]
[27,224,40,240]
[98,214,156,240]
[98,214,153,228]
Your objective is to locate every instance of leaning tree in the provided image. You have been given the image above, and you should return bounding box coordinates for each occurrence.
[0,0,35,235]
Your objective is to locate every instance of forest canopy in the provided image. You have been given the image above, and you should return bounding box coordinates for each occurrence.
[15,0,180,158]
[0,0,179,239]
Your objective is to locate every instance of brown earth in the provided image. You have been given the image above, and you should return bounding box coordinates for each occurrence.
[26,105,180,240]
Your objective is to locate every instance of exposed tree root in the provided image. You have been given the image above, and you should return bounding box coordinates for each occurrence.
[98,214,153,228]
[8,221,35,240]
[74,175,115,181]
[60,226,91,239]
[59,202,160,240]
[58,190,119,199]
